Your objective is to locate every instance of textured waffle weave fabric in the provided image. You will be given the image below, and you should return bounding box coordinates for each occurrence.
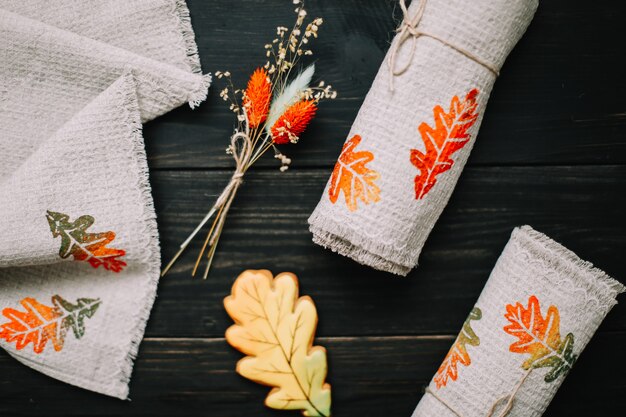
[0,0,209,399]
[412,226,624,417]
[308,0,539,276]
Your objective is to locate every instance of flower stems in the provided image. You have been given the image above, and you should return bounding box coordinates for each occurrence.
[160,0,336,279]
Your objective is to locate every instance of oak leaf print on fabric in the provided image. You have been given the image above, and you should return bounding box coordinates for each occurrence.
[224,270,331,417]
[504,295,577,382]
[46,211,126,272]
[0,296,101,354]
[434,307,482,389]
[410,89,480,200]
[329,134,380,212]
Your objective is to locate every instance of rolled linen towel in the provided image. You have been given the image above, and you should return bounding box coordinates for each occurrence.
[308,0,539,275]
[412,226,624,417]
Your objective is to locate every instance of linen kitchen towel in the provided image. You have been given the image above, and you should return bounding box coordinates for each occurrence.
[0,0,209,399]
[308,0,539,276]
[412,226,624,417]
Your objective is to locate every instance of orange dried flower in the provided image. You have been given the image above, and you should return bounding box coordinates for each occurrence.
[244,68,272,128]
[271,100,317,145]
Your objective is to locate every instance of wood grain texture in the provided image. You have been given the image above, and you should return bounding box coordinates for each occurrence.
[1,334,623,417]
[144,0,626,169]
[2,0,625,415]
[147,167,626,338]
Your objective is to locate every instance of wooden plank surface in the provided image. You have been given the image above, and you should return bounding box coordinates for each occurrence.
[2,0,625,416]
[144,0,626,169]
[148,167,626,338]
[1,334,624,417]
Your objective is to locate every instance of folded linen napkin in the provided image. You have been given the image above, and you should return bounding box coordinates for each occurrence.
[0,0,209,399]
[412,226,624,417]
[308,0,539,276]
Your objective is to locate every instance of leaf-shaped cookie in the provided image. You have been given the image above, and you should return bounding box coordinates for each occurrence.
[410,89,480,200]
[224,270,331,417]
[434,307,482,388]
[504,295,577,382]
[328,134,380,212]
[0,295,101,354]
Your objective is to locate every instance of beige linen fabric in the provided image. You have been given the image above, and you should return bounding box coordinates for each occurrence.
[412,226,624,417]
[0,0,209,399]
[309,0,539,276]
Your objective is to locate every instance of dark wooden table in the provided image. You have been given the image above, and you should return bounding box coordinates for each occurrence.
[2,0,625,416]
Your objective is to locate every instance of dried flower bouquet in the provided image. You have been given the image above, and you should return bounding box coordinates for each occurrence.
[162,0,337,278]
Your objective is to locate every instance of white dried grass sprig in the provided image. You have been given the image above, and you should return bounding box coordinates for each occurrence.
[266,64,315,135]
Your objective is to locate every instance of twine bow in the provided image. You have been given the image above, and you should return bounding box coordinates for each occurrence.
[388,0,500,92]
[160,115,254,278]
[388,0,427,90]
[424,370,532,417]
[210,126,254,246]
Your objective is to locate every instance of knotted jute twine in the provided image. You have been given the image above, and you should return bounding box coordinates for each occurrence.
[388,0,500,91]
[161,115,254,277]
[424,370,533,417]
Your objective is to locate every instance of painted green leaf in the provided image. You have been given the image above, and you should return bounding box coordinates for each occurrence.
[434,307,482,388]
[52,296,101,340]
[46,211,126,272]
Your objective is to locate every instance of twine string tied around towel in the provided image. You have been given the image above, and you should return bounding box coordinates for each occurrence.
[425,370,533,417]
[388,0,500,91]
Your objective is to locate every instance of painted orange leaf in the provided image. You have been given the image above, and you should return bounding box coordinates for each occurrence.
[410,89,480,200]
[0,296,100,354]
[328,134,380,212]
[434,307,482,389]
[504,295,577,382]
[244,68,273,128]
[46,211,126,273]
[224,270,331,417]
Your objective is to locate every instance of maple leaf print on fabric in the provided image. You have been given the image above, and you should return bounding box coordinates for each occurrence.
[504,295,577,382]
[328,134,380,212]
[434,307,482,389]
[46,211,127,272]
[410,89,480,200]
[0,296,101,354]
